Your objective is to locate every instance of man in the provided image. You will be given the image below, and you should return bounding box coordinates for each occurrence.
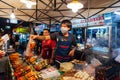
[0,38,5,58]
[0,40,7,80]
[31,20,77,62]
[40,29,56,64]
[0,50,5,59]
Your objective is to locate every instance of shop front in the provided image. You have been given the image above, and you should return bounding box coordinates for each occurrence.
[71,12,120,79]
[71,14,110,53]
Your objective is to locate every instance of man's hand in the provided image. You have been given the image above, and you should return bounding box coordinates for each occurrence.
[68,49,75,57]
[30,35,38,39]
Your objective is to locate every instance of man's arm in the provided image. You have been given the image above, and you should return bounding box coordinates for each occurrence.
[68,46,76,57]
[31,35,51,40]
[68,35,77,57]
[50,40,56,64]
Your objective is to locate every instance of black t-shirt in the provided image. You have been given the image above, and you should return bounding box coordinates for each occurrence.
[50,32,77,47]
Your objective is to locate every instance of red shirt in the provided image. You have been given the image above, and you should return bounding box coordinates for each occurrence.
[41,39,56,59]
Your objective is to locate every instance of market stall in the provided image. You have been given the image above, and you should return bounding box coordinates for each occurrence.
[6,36,96,80]
[7,52,97,80]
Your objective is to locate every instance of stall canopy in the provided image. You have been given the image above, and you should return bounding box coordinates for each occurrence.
[0,0,120,24]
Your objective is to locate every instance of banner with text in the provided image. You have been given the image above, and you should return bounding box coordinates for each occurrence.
[71,15,104,28]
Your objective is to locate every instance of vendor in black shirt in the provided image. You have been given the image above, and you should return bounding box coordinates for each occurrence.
[31,20,77,63]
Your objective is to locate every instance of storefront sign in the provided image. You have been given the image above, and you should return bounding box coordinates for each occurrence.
[71,15,104,28]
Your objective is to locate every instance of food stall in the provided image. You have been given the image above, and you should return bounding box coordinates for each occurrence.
[7,52,97,80]
[7,37,97,80]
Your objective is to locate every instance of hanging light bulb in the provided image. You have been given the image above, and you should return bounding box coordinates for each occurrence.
[10,10,15,19]
[67,0,83,13]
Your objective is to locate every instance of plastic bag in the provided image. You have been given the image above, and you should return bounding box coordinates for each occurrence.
[90,58,102,67]
[24,37,36,57]
[83,64,95,76]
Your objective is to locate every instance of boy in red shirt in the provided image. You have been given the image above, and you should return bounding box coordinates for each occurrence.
[40,29,56,64]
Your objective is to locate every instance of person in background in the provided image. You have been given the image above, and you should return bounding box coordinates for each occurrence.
[0,39,7,79]
[8,33,15,49]
[0,50,5,59]
[31,19,77,63]
[19,33,28,54]
[0,33,5,58]
[40,29,56,64]
[0,33,8,80]
[14,34,20,51]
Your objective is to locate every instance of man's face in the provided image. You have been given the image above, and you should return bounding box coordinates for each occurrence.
[43,30,49,36]
[61,24,70,30]
[60,24,70,34]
